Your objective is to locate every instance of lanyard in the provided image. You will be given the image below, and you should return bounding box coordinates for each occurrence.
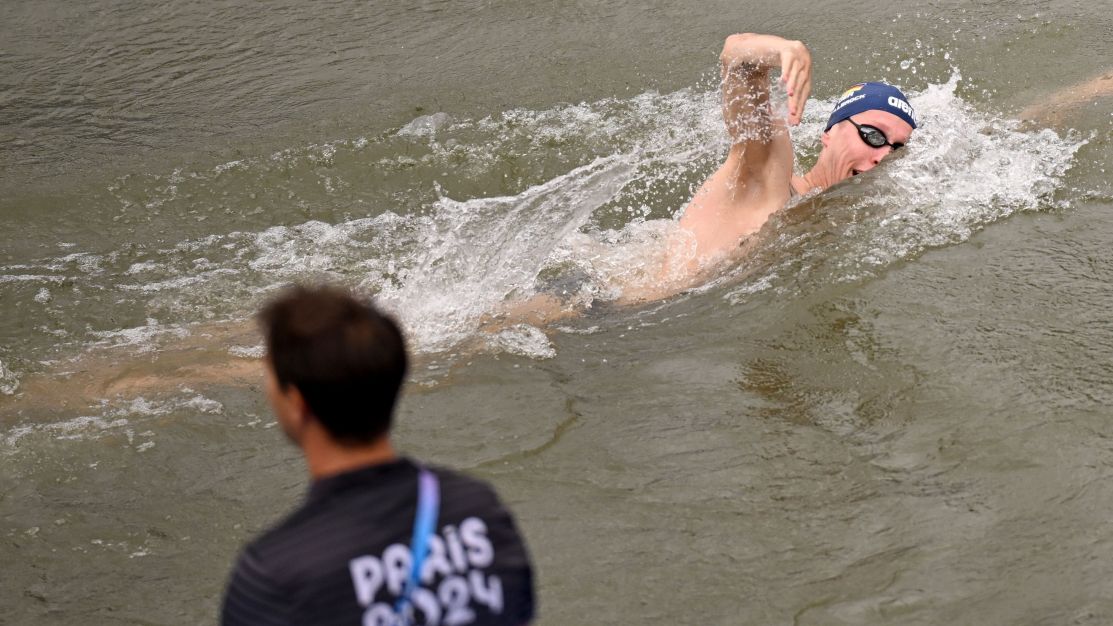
[394,467,440,625]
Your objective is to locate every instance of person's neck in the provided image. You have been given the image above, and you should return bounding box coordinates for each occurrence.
[795,161,840,194]
[302,429,398,480]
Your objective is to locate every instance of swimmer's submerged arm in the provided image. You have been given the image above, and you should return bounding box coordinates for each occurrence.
[1018,70,1113,127]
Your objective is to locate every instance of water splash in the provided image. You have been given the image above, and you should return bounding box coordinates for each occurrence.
[376,153,637,352]
[0,73,1085,368]
[721,71,1085,302]
[0,358,20,395]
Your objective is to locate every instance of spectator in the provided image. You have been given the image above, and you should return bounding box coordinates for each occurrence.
[222,284,535,626]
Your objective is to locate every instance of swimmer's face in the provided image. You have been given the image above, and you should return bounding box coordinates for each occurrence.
[821,109,914,181]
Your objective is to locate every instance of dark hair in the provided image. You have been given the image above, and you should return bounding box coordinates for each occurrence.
[258,284,408,444]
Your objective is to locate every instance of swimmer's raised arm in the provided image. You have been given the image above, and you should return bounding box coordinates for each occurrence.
[720,33,812,138]
[652,33,811,281]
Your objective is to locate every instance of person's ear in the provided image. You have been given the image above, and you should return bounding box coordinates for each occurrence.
[821,129,831,148]
[274,383,313,441]
[285,385,312,429]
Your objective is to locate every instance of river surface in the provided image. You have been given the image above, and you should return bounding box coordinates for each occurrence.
[4,1,1113,624]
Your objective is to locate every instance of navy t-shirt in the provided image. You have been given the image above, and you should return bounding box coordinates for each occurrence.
[221,458,535,625]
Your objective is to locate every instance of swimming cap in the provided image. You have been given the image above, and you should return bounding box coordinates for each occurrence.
[825,82,918,131]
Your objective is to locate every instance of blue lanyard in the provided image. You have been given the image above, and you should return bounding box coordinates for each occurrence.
[394,468,440,624]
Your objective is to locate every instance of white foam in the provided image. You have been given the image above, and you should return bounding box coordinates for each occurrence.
[213,159,245,174]
[58,252,104,275]
[107,394,224,418]
[0,358,20,395]
[117,268,239,293]
[485,324,556,359]
[124,261,162,275]
[88,319,190,352]
[182,395,224,414]
[2,392,224,448]
[376,153,638,353]
[4,415,130,447]
[0,274,67,285]
[397,112,453,138]
[229,345,265,359]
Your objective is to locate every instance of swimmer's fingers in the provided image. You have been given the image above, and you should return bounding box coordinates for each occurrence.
[779,59,802,122]
[779,40,811,125]
[793,74,812,125]
[784,68,805,124]
[783,61,808,125]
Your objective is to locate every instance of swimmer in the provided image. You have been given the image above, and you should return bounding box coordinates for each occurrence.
[670,33,915,273]
[651,36,1113,298]
[4,35,1110,407]
[221,285,535,625]
[512,32,918,309]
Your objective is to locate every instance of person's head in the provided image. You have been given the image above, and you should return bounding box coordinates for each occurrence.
[818,82,917,181]
[258,284,408,447]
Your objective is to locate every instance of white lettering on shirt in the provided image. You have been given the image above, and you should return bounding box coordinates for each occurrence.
[442,525,469,574]
[382,543,411,596]
[460,518,493,569]
[348,516,508,624]
[422,534,455,584]
[349,556,384,607]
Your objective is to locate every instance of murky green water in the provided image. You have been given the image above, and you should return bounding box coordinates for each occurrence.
[4,1,1113,623]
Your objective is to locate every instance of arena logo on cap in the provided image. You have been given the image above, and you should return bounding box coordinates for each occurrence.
[887,96,917,124]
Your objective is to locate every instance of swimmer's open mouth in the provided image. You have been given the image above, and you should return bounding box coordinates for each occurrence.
[851,169,862,176]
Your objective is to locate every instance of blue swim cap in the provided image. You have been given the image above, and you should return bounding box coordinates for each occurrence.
[825,82,918,131]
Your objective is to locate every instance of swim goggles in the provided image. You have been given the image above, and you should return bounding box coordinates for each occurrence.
[844,117,904,150]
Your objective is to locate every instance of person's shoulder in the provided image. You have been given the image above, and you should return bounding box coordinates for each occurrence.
[234,496,326,572]
[422,463,534,583]
[233,516,293,572]
[422,463,525,524]
[222,539,294,625]
[424,463,503,503]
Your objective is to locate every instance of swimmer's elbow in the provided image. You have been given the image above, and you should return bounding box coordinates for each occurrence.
[721,33,758,67]
[723,32,757,48]
[723,32,754,44]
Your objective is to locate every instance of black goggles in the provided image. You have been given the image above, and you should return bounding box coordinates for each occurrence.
[845,117,904,150]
